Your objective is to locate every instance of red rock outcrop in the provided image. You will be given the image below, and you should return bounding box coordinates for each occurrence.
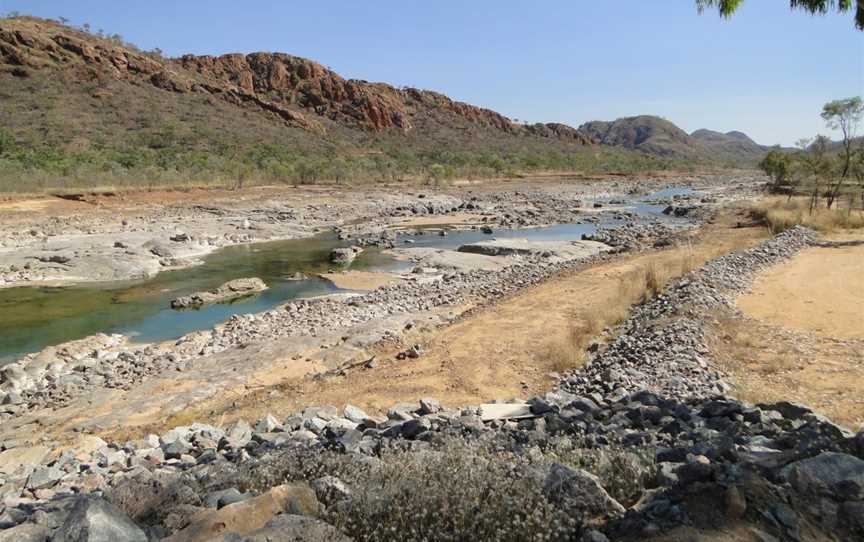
[0,16,590,144]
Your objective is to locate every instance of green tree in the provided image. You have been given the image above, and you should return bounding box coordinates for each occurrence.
[759,149,794,193]
[696,0,864,30]
[795,136,834,212]
[822,97,863,180]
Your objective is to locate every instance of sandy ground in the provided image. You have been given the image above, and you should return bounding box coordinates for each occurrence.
[318,271,403,291]
[147,209,768,431]
[737,243,864,339]
[388,212,485,228]
[713,232,864,429]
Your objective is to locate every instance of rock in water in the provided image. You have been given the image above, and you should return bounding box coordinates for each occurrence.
[330,246,363,265]
[55,497,147,542]
[170,278,268,309]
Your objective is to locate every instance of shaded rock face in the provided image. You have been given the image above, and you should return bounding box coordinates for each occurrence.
[781,452,864,501]
[55,497,148,542]
[0,17,592,143]
[541,463,626,522]
[171,278,268,309]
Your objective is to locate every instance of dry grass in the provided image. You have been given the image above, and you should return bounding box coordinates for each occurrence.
[750,196,864,234]
[544,250,697,374]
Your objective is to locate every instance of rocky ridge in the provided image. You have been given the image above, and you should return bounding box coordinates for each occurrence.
[0,16,592,144]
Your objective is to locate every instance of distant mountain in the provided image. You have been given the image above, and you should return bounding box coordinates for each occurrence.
[690,129,767,162]
[577,116,696,159]
[577,116,770,164]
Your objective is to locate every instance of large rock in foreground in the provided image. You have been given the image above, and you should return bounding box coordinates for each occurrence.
[164,483,319,542]
[541,463,626,522]
[210,514,351,542]
[781,452,864,501]
[55,497,148,542]
[171,278,268,309]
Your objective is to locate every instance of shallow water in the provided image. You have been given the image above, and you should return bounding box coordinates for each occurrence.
[0,195,689,364]
[0,234,389,364]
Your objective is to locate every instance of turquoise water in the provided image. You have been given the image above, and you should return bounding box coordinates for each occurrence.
[0,234,379,364]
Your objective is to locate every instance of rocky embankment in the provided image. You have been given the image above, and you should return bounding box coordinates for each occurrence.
[2,227,862,541]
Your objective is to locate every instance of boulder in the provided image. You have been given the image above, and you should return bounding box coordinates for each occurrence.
[26,465,64,490]
[781,452,864,500]
[55,497,148,542]
[171,278,267,309]
[541,463,625,522]
[0,522,50,542]
[418,397,442,415]
[254,414,283,434]
[163,483,319,542]
[209,514,351,542]
[221,419,253,449]
[342,404,369,424]
[330,246,363,265]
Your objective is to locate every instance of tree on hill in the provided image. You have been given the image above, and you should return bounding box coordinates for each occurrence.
[696,0,864,30]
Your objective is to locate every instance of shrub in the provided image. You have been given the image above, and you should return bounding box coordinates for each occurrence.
[322,440,582,541]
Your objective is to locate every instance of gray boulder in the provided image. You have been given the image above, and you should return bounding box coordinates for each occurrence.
[54,497,147,542]
[541,463,625,521]
[0,522,50,542]
[330,246,363,265]
[221,419,253,449]
[781,452,864,501]
[171,278,267,309]
[254,414,283,434]
[342,404,369,424]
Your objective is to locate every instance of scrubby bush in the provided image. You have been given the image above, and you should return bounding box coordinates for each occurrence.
[321,441,582,542]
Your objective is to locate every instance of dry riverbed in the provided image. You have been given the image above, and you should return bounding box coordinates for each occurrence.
[0,174,759,447]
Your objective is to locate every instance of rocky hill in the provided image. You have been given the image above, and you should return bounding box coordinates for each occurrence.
[691,128,768,161]
[578,116,770,164]
[0,16,765,192]
[0,16,601,142]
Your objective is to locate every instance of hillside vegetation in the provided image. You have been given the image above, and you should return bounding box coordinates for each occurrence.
[0,16,762,193]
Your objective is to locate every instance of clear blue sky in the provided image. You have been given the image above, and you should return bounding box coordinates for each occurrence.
[3,0,862,146]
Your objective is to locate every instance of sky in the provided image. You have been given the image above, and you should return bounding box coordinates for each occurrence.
[2,1,862,146]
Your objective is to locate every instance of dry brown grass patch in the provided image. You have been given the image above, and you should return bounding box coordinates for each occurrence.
[543,249,699,374]
[750,196,864,234]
